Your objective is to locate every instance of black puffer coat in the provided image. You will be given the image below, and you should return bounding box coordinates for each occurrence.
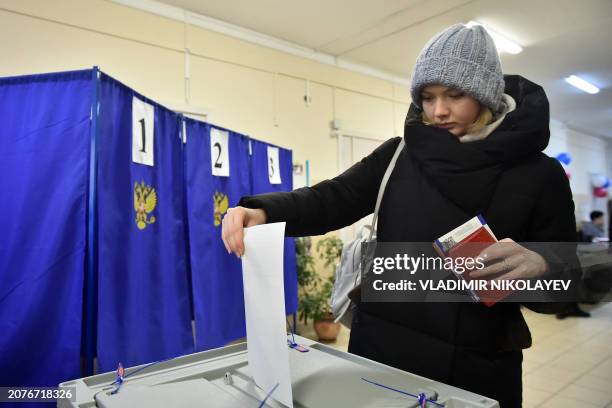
[239,75,579,407]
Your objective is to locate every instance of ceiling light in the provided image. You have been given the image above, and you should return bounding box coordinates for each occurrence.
[564,75,600,94]
[465,21,523,54]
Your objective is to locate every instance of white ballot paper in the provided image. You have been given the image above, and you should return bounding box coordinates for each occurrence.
[241,222,293,408]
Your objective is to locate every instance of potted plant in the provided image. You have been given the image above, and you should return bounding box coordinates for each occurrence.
[295,236,343,341]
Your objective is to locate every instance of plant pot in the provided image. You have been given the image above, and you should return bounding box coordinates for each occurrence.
[313,314,341,341]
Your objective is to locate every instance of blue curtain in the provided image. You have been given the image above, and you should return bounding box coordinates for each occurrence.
[249,139,298,314]
[0,70,91,388]
[0,68,299,395]
[96,74,193,372]
[184,119,251,350]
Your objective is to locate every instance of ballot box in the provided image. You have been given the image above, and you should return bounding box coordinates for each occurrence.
[58,335,499,408]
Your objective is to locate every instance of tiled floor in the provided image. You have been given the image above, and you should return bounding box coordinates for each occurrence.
[298,302,612,407]
[521,302,612,408]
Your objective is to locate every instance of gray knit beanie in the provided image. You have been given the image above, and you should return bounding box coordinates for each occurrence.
[410,24,505,113]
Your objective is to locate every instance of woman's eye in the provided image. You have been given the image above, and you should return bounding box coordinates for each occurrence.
[449,93,464,99]
[422,96,432,101]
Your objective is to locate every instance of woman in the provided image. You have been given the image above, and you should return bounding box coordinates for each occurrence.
[222,24,578,407]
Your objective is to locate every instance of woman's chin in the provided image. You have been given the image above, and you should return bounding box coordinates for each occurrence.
[449,127,467,137]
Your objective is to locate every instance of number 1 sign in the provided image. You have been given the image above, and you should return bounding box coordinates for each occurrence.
[132,96,155,166]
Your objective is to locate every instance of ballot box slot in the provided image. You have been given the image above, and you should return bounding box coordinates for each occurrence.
[156,360,248,386]
[209,368,298,408]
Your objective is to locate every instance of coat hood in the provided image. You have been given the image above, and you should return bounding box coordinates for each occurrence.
[402,75,551,214]
[405,74,550,159]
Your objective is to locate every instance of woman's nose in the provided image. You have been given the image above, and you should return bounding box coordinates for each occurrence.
[433,100,450,119]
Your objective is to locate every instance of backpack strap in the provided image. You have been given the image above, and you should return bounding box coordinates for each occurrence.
[368,138,405,241]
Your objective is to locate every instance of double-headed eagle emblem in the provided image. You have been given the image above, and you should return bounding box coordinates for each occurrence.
[213,191,229,227]
[134,181,157,230]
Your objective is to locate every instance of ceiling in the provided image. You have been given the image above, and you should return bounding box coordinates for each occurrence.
[154,0,612,137]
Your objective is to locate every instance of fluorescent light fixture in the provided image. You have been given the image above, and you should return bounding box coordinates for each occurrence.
[465,21,523,54]
[564,75,600,94]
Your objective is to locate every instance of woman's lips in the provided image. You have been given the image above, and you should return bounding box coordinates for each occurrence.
[435,123,456,129]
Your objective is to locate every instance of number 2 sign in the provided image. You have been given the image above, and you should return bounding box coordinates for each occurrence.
[210,128,230,177]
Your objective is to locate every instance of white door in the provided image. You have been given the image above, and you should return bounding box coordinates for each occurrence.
[337,133,386,243]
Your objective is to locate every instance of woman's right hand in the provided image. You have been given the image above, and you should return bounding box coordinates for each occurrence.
[221,206,267,258]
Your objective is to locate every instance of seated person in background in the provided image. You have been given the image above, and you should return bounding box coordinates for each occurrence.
[581,211,606,242]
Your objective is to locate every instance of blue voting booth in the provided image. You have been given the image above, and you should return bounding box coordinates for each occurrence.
[0,70,91,390]
[184,119,252,350]
[0,68,298,388]
[249,139,298,315]
[95,73,194,372]
[184,120,298,350]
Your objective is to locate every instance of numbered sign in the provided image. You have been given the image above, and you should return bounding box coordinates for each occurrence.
[210,128,230,177]
[132,97,155,166]
[267,146,282,184]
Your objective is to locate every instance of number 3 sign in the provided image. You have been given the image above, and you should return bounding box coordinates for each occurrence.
[210,128,230,177]
[267,146,282,184]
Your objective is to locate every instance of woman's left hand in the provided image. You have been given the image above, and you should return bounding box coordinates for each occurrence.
[469,238,549,280]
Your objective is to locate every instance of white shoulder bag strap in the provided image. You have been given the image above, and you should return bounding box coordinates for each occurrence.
[368,138,405,241]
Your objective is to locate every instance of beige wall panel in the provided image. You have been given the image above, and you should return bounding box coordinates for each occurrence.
[325,69,394,103]
[394,103,410,137]
[186,24,394,100]
[1,1,405,102]
[335,89,395,140]
[0,0,184,51]
[189,56,275,140]
[393,82,412,103]
[273,75,336,183]
[0,10,185,104]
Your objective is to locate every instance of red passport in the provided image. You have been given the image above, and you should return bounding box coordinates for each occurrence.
[433,215,512,306]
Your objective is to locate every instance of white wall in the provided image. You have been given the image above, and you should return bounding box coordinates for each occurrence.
[545,120,611,223]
